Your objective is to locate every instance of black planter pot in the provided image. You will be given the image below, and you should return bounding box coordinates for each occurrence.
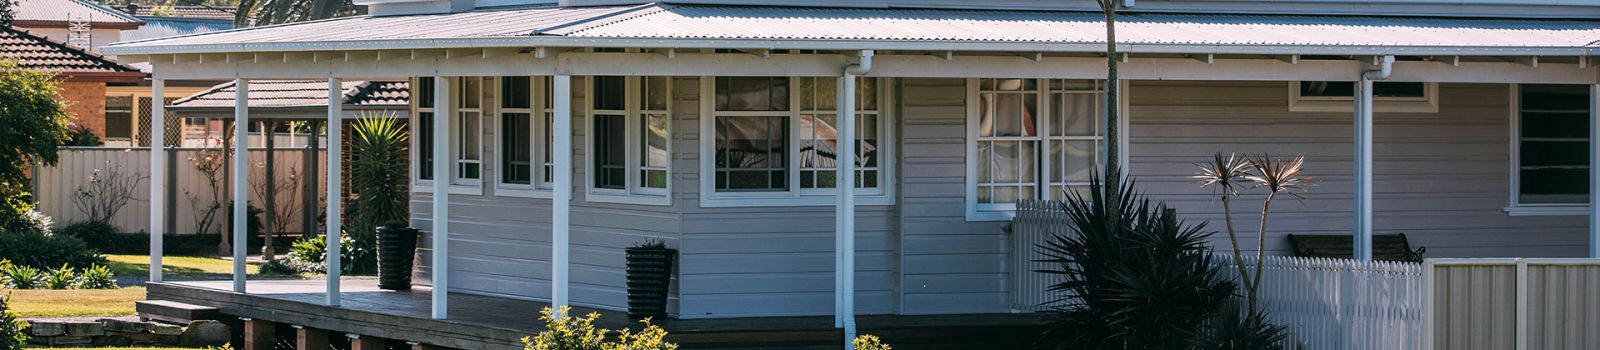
[376,226,419,290]
[625,247,676,320]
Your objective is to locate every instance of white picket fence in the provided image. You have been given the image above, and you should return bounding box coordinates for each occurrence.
[32,147,326,235]
[1008,200,1426,349]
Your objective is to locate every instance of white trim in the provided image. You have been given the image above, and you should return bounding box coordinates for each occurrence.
[1506,83,1593,213]
[493,76,555,199]
[148,79,165,284]
[584,75,672,206]
[964,78,1128,222]
[1288,81,1440,113]
[412,76,486,195]
[697,76,898,208]
[325,77,343,306]
[451,77,486,187]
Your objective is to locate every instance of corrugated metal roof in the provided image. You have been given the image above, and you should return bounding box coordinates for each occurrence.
[126,4,240,21]
[553,5,1600,48]
[0,26,141,73]
[14,0,144,25]
[171,80,410,109]
[106,4,1600,55]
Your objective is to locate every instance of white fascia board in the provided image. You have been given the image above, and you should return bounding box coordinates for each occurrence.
[102,35,1598,58]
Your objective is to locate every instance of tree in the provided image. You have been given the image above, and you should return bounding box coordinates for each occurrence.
[1094,0,1126,211]
[0,0,15,27]
[235,0,360,26]
[0,60,74,225]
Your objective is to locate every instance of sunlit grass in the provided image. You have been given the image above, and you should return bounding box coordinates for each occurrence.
[105,254,259,279]
[8,287,144,318]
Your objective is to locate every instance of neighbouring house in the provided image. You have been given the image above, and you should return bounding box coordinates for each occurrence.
[9,0,143,56]
[101,0,1600,348]
[119,4,240,44]
[0,26,143,138]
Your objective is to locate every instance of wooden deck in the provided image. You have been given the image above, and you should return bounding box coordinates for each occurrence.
[149,279,1046,349]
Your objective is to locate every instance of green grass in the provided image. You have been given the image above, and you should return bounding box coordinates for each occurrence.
[105,254,259,279]
[8,287,144,318]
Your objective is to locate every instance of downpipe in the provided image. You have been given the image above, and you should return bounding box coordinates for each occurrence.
[838,49,872,348]
[1354,55,1392,261]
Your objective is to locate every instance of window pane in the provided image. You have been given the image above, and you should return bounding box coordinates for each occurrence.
[419,112,434,180]
[418,77,435,108]
[800,77,838,111]
[461,77,481,109]
[980,92,1036,137]
[857,77,878,111]
[543,113,554,184]
[1519,84,1592,204]
[1373,82,1425,98]
[1300,81,1426,98]
[104,96,133,139]
[1054,93,1096,136]
[502,113,532,185]
[592,76,625,110]
[1521,169,1588,204]
[642,76,669,111]
[715,116,788,191]
[541,77,555,110]
[642,114,670,168]
[460,112,481,160]
[594,114,627,189]
[1050,140,1096,183]
[502,76,531,109]
[716,77,789,111]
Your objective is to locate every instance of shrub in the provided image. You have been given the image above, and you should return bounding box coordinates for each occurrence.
[61,220,123,251]
[1195,305,1290,350]
[521,306,678,350]
[0,293,28,350]
[74,265,116,289]
[0,230,107,270]
[854,334,892,350]
[1035,179,1236,349]
[0,194,48,236]
[2,265,38,289]
[43,264,75,289]
[64,124,101,146]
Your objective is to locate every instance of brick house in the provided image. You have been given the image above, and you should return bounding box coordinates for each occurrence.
[1,26,144,137]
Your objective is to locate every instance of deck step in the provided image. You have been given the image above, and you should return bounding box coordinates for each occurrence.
[136,300,221,324]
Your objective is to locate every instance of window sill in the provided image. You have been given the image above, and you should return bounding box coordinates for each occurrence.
[966,211,1016,222]
[495,186,553,199]
[587,192,672,206]
[412,182,484,195]
[1504,206,1590,216]
[698,195,895,208]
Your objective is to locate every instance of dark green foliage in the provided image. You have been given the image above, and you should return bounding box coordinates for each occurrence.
[0,293,27,350]
[0,0,15,27]
[0,264,37,289]
[64,124,102,146]
[1035,179,1236,350]
[1195,306,1291,350]
[43,264,75,289]
[350,114,410,230]
[61,220,124,252]
[0,193,46,236]
[0,230,107,270]
[276,230,375,275]
[0,60,73,204]
[74,265,116,289]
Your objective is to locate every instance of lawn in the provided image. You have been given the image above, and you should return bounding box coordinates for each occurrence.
[106,254,259,279]
[8,287,144,318]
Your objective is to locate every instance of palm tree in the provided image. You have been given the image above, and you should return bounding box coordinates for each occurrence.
[235,0,361,26]
[1094,0,1123,190]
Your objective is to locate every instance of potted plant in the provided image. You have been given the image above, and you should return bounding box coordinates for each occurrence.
[350,113,413,290]
[625,239,675,319]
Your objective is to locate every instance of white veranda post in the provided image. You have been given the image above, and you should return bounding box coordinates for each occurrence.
[326,77,343,306]
[232,78,250,292]
[431,76,451,319]
[149,79,165,283]
[551,74,573,315]
[1353,78,1375,261]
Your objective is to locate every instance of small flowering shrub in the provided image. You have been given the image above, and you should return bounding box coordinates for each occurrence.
[854,334,892,350]
[0,293,28,350]
[522,306,677,350]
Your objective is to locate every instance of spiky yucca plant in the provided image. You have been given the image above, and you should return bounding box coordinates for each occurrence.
[1242,155,1312,301]
[1193,153,1260,312]
[348,112,410,274]
[1035,178,1235,350]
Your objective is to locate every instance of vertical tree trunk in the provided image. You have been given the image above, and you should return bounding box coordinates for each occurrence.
[263,120,276,260]
[220,119,233,256]
[1102,5,1121,190]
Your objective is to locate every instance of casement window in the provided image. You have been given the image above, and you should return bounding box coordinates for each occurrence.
[966,78,1110,221]
[1288,81,1438,113]
[586,76,672,205]
[413,76,486,194]
[496,76,557,198]
[699,76,895,207]
[104,96,134,145]
[1508,84,1593,215]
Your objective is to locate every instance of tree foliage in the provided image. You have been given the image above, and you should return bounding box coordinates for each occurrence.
[235,0,360,26]
[0,60,73,230]
[0,0,15,27]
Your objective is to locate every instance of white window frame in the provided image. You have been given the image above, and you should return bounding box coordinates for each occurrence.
[1288,81,1439,113]
[412,76,484,195]
[965,79,1127,222]
[585,76,673,206]
[494,76,555,199]
[697,76,897,208]
[1506,83,1592,216]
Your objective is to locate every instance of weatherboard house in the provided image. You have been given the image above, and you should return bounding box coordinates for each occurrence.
[103,0,1600,348]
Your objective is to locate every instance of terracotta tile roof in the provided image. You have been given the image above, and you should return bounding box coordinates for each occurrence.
[171,79,410,109]
[123,4,239,21]
[0,26,141,74]
[12,0,143,27]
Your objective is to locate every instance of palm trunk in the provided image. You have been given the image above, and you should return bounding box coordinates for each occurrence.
[1251,191,1279,311]
[1222,195,1256,312]
[1101,6,1121,191]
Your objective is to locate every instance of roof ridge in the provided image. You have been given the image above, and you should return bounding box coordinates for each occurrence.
[69,0,146,24]
[0,26,141,73]
[532,2,674,36]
